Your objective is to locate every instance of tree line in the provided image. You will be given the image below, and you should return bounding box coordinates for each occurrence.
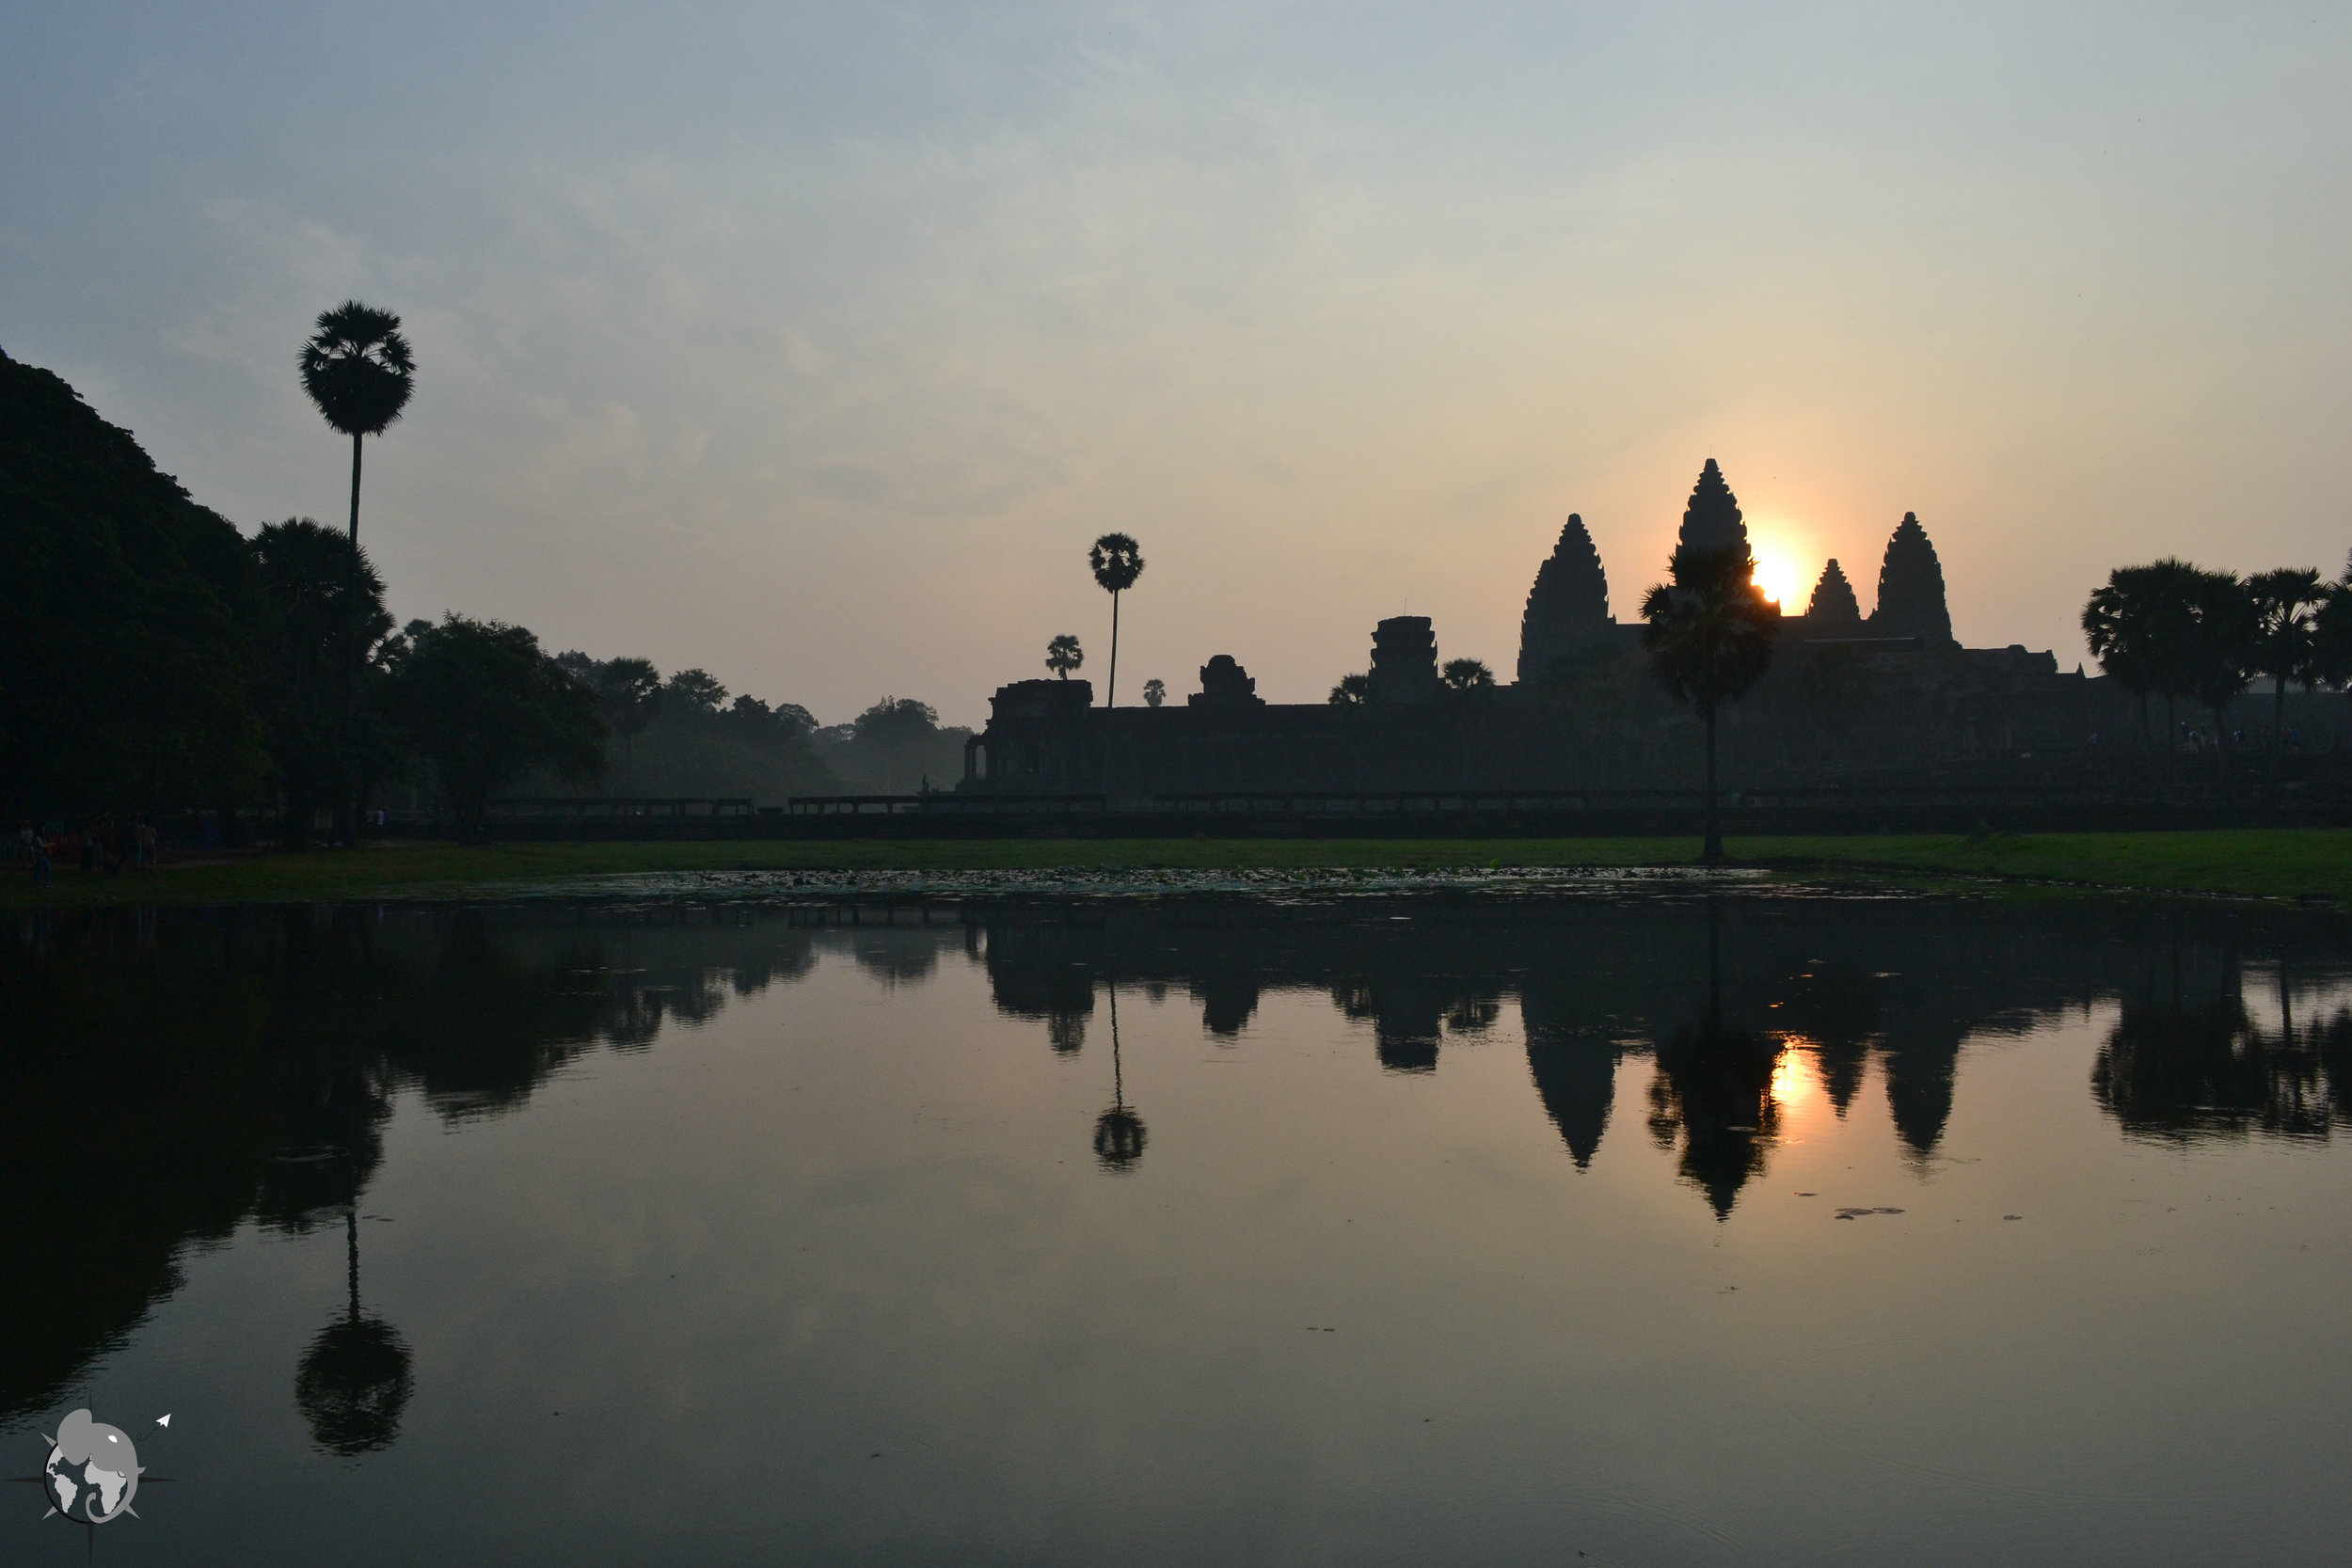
[2082,560,2346,784]
[0,318,963,846]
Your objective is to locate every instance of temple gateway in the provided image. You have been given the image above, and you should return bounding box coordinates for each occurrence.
[961,461,2124,799]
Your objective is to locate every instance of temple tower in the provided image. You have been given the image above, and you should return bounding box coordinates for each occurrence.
[1869,512,1954,645]
[1187,654,1264,707]
[1517,513,1614,682]
[1677,459,1750,559]
[1803,559,1865,636]
[1368,616,1441,705]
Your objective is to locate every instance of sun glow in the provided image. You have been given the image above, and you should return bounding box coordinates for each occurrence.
[1751,552,1804,608]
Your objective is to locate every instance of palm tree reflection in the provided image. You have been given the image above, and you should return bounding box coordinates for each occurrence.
[294,1160,413,1456]
[1093,984,1147,1171]
[1645,902,1783,1218]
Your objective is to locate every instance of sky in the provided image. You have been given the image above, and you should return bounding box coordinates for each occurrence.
[5,2,2347,725]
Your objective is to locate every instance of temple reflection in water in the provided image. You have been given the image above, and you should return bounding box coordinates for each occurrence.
[8,891,2352,1438]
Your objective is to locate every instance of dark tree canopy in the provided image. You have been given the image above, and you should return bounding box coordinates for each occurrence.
[664,668,728,715]
[1089,532,1144,594]
[2083,560,2202,708]
[1046,634,1084,678]
[252,518,392,840]
[1640,544,1778,720]
[0,348,268,817]
[298,302,415,440]
[383,615,606,832]
[853,696,940,748]
[1441,657,1496,691]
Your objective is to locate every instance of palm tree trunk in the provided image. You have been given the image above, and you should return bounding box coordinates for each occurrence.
[1106,591,1120,708]
[1701,705,1724,865]
[2211,701,2233,815]
[2270,674,2287,809]
[342,431,364,846]
[2163,693,2177,801]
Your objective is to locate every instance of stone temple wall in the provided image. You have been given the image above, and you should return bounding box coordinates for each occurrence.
[963,464,2139,798]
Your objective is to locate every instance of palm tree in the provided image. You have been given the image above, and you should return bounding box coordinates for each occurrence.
[299,302,414,843]
[2312,569,2352,701]
[593,657,664,787]
[1142,677,1167,708]
[2182,567,2257,802]
[2246,567,2328,803]
[1045,633,1084,679]
[1440,657,1495,692]
[299,302,415,551]
[1088,533,1145,706]
[2083,560,2203,768]
[1640,542,1778,864]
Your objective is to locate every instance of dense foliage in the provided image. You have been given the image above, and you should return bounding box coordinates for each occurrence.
[0,349,269,818]
[381,617,606,833]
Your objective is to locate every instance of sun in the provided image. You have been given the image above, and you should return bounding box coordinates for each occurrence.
[1750,551,1804,609]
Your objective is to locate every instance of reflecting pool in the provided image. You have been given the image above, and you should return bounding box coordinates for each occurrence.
[7,889,2352,1564]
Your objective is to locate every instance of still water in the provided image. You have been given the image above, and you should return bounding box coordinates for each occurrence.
[6,886,2351,1565]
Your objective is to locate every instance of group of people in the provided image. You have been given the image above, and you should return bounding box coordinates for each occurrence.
[16,816,157,884]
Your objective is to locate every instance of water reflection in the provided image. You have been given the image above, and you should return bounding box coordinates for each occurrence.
[1643,904,1784,1218]
[294,1169,412,1456]
[2093,935,2352,1142]
[0,904,818,1431]
[9,892,2352,1437]
[1093,987,1147,1172]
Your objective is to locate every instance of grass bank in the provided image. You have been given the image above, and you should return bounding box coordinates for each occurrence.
[5,830,2351,909]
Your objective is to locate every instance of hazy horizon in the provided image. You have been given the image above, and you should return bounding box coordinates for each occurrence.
[7,3,2347,726]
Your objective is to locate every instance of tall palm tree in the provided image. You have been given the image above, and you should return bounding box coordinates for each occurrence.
[2246,567,2328,804]
[1088,533,1144,706]
[299,302,414,843]
[1640,542,1778,864]
[300,302,415,550]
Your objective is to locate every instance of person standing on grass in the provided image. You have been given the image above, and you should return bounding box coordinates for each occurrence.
[33,832,53,886]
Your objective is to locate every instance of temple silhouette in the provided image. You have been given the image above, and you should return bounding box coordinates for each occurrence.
[960,460,2116,798]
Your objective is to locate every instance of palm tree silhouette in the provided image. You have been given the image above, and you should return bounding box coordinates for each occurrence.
[1640,544,1776,863]
[2181,567,2257,803]
[299,302,415,553]
[2245,568,2328,804]
[1092,984,1147,1170]
[1141,678,1167,708]
[594,657,664,787]
[294,1164,413,1456]
[2083,560,2203,769]
[299,302,414,843]
[1045,633,1084,680]
[1089,533,1145,706]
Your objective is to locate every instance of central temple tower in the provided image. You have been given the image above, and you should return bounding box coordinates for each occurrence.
[1677,459,1750,558]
